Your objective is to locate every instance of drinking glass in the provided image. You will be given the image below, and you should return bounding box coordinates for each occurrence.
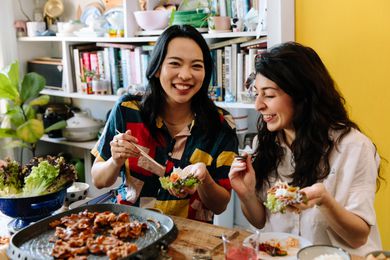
[222,234,257,260]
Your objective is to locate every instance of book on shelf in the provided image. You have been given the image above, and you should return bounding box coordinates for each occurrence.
[209,36,255,50]
[240,37,267,49]
[70,43,101,93]
[95,42,137,50]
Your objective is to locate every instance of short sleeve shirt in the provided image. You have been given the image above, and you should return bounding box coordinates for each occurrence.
[257,128,382,256]
[91,95,239,222]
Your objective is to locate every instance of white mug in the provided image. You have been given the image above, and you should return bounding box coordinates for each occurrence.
[26,21,46,37]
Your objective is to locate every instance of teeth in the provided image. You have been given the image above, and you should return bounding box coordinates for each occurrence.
[263,114,274,120]
[175,84,191,90]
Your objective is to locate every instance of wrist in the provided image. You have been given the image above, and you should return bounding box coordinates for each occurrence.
[109,157,123,169]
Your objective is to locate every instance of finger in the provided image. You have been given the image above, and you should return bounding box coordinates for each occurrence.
[245,154,255,172]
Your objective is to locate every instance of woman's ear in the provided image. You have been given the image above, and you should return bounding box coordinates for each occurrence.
[155,69,160,78]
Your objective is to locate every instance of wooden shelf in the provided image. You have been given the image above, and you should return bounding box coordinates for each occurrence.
[40,135,96,150]
[41,89,254,109]
[41,89,118,102]
[18,31,265,43]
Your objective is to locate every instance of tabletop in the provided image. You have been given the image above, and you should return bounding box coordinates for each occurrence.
[168,215,364,260]
[0,211,364,260]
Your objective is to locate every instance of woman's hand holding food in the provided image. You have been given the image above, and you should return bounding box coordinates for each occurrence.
[228,154,257,200]
[110,130,140,166]
[292,183,329,210]
[163,163,207,198]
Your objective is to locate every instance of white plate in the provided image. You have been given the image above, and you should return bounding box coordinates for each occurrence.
[243,232,312,260]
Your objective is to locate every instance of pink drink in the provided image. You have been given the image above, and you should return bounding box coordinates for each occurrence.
[225,245,257,260]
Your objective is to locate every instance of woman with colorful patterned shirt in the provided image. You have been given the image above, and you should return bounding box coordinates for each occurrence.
[91,25,238,222]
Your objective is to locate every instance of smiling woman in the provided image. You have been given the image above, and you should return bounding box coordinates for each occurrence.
[91,25,239,223]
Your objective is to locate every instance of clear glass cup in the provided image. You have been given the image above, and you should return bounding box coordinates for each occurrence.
[223,235,257,260]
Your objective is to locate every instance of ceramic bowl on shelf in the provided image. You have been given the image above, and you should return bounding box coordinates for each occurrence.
[66,182,89,204]
[62,111,103,141]
[133,10,172,31]
[297,245,351,260]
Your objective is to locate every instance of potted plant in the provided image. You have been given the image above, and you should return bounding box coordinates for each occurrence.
[0,61,66,159]
[82,67,109,95]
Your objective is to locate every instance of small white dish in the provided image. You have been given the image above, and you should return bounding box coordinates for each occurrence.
[297,245,351,260]
[66,182,89,204]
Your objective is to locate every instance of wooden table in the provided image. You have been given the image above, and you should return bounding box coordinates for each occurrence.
[168,215,364,260]
[0,212,364,260]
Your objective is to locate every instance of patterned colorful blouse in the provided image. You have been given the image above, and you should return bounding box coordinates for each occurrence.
[91,95,238,222]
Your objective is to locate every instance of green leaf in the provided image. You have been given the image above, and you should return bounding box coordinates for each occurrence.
[6,107,25,127]
[4,140,30,150]
[7,61,20,88]
[16,119,44,143]
[20,72,46,102]
[44,120,66,133]
[0,73,19,101]
[28,95,50,106]
[23,104,36,120]
[0,128,17,138]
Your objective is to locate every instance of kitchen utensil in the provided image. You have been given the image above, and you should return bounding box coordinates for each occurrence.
[171,216,238,253]
[0,184,69,233]
[115,129,165,176]
[43,0,64,27]
[68,188,117,209]
[62,111,103,141]
[8,204,178,259]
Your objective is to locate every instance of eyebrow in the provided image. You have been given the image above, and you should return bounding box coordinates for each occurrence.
[254,86,278,91]
[166,56,204,63]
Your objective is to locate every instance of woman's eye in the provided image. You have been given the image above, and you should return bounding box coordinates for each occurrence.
[192,64,204,69]
[169,61,180,66]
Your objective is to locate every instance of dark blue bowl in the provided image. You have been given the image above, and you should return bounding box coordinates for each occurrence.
[0,186,68,232]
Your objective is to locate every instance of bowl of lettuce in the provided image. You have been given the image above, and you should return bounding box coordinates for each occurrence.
[0,156,77,231]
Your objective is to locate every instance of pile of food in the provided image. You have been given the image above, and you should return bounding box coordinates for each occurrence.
[0,156,77,197]
[249,236,300,257]
[49,210,148,259]
[264,181,308,214]
[159,167,200,193]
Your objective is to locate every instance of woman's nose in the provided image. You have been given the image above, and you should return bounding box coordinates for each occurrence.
[178,67,192,80]
[255,96,265,111]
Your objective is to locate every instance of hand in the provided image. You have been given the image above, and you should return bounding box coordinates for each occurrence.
[184,162,210,184]
[167,163,209,198]
[290,183,328,211]
[228,153,257,200]
[167,186,196,198]
[110,130,140,166]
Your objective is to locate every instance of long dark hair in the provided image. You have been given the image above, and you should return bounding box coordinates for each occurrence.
[253,42,361,190]
[140,24,221,141]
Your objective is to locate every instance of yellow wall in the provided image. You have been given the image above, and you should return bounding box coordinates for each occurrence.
[295,0,390,248]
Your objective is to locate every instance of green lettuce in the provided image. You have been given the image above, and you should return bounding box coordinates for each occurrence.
[264,194,288,214]
[23,161,59,196]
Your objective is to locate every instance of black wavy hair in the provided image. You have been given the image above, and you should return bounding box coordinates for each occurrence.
[253,42,362,190]
[140,24,221,141]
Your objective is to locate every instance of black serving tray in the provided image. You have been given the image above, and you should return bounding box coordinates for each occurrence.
[8,204,178,260]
